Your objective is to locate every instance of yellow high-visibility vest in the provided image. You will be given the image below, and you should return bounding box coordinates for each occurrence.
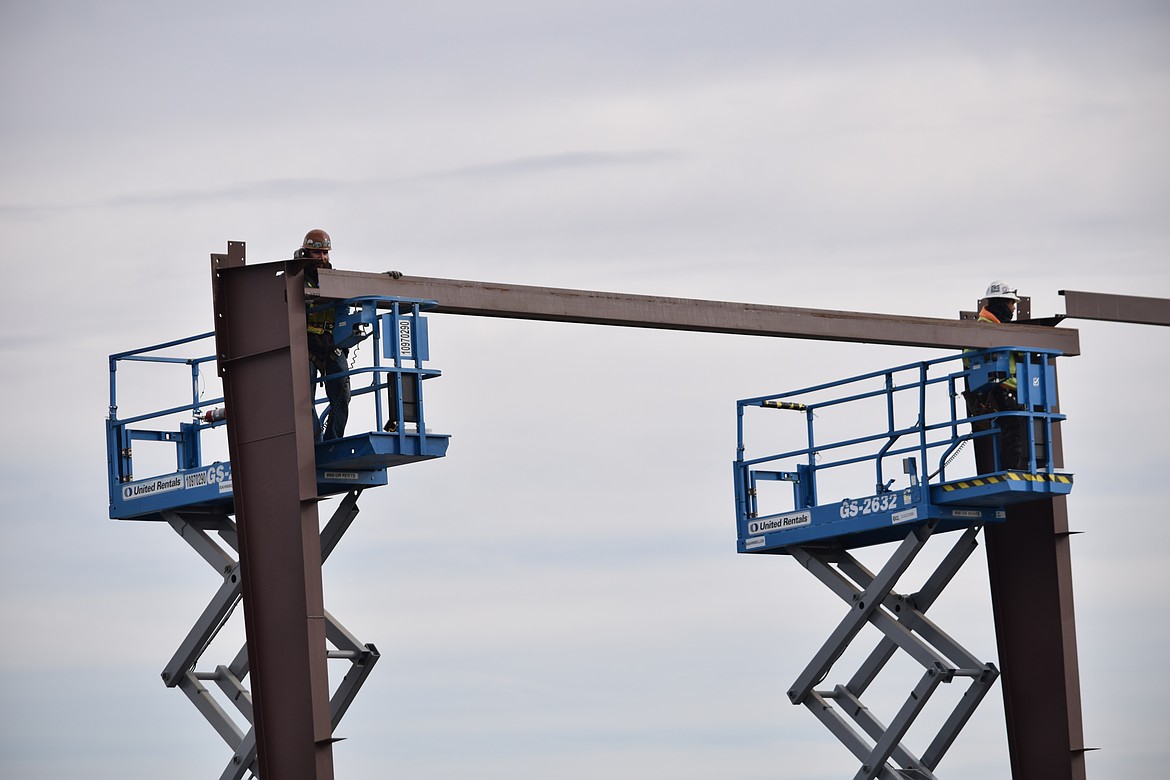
[975,308,1018,391]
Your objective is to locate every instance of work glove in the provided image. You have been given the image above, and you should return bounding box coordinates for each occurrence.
[385,270,403,279]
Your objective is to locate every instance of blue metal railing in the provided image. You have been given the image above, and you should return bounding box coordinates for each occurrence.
[106,296,441,515]
[734,347,1064,526]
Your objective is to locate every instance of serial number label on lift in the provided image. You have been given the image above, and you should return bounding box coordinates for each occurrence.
[398,318,413,357]
[892,508,919,524]
[839,494,901,519]
[184,463,231,491]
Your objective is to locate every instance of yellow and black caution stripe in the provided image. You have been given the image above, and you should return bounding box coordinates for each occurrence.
[941,471,1073,492]
[762,400,807,412]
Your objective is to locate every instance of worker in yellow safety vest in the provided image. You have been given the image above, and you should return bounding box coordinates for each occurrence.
[298,229,350,441]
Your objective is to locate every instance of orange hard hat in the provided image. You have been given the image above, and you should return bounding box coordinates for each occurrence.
[302,229,331,251]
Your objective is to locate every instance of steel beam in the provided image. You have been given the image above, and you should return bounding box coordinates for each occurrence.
[211,246,335,780]
[315,270,1081,355]
[1060,289,1170,326]
[975,364,1087,780]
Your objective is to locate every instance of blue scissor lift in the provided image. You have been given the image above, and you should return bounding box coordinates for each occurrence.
[105,296,448,779]
[734,347,1072,780]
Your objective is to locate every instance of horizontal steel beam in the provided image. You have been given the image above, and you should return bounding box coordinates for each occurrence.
[1060,289,1170,327]
[316,271,1081,355]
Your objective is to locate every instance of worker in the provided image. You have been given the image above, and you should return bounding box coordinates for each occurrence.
[977,280,1020,328]
[298,229,351,441]
[965,280,1027,470]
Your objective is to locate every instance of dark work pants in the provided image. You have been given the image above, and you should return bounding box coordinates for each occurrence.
[966,385,1028,471]
[310,345,350,441]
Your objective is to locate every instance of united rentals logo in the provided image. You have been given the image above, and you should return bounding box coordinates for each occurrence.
[122,475,183,501]
[747,511,811,535]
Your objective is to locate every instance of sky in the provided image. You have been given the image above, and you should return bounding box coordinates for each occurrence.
[2,2,1168,778]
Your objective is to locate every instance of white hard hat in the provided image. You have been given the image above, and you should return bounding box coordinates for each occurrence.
[984,280,1020,301]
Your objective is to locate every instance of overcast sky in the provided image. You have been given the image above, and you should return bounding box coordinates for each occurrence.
[2,2,1168,778]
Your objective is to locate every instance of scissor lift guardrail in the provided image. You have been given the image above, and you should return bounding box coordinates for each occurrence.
[106,296,448,521]
[106,295,449,778]
[733,347,1073,779]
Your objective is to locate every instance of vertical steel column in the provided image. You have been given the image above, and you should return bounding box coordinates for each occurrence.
[978,363,1087,780]
[985,497,1086,780]
[211,244,335,780]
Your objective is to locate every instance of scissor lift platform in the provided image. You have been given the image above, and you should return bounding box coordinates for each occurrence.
[735,346,1070,555]
[733,347,1072,779]
[107,296,448,522]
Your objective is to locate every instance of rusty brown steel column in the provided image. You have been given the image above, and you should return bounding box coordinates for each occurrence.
[211,244,335,779]
[985,498,1086,779]
[977,364,1087,780]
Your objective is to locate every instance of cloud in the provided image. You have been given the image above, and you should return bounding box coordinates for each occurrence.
[413,149,686,181]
